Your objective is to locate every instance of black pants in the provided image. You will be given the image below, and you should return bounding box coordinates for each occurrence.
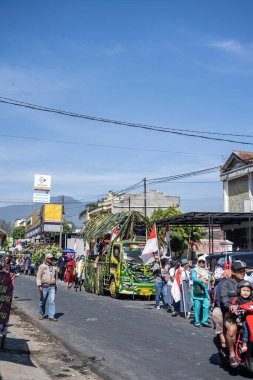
[58,267,66,281]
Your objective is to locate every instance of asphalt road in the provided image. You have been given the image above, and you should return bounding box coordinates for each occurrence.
[13,275,248,380]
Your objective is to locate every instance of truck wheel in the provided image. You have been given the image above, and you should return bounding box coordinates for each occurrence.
[109,279,118,299]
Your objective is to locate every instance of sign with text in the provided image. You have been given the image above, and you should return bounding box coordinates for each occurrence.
[33,192,51,203]
[0,272,15,329]
[34,174,51,191]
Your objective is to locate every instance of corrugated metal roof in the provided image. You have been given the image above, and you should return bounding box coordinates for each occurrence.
[234,151,253,163]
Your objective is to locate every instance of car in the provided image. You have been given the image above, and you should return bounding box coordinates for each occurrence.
[206,251,253,271]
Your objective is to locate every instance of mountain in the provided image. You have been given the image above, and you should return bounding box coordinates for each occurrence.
[0,196,85,228]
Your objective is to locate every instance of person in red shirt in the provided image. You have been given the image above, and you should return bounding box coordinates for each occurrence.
[65,255,76,289]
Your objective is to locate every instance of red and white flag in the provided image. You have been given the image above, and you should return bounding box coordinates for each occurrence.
[171,266,181,302]
[164,225,170,244]
[141,225,159,265]
[110,227,118,242]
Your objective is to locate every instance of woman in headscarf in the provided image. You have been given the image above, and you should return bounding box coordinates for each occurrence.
[191,255,212,327]
[65,254,76,289]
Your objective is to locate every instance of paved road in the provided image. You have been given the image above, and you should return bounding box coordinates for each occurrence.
[13,275,247,380]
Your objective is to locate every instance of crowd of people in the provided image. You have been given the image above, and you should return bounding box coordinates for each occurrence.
[154,254,253,369]
[153,255,213,328]
[2,248,253,369]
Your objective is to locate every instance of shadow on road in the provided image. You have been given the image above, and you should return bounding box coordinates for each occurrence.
[0,336,36,368]
[209,352,250,378]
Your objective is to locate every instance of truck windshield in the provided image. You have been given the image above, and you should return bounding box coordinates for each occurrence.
[123,243,145,263]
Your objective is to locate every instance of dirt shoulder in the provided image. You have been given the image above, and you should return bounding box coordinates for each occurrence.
[0,306,100,380]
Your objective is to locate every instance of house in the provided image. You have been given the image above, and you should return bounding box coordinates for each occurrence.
[221,150,253,213]
[220,151,253,249]
[88,189,180,219]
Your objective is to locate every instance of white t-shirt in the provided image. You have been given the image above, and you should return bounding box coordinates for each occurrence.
[167,267,175,285]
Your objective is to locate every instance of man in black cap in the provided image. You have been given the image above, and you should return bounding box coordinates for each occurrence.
[220,260,247,367]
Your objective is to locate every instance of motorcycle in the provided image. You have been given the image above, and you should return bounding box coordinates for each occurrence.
[214,302,253,373]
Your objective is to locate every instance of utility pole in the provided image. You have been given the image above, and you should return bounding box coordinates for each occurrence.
[59,195,64,248]
[144,177,147,217]
[128,196,131,211]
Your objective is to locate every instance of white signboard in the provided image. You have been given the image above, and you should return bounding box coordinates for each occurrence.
[34,174,51,191]
[33,192,51,203]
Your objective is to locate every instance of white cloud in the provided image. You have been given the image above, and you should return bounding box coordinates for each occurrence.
[210,39,253,58]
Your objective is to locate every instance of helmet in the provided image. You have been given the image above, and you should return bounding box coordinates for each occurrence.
[238,280,253,292]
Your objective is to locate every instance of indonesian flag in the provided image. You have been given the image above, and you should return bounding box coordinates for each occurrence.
[141,225,159,265]
[164,225,170,244]
[16,240,22,252]
[111,227,118,242]
[171,266,181,302]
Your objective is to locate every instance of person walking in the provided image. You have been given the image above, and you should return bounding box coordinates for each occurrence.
[153,257,163,309]
[191,255,212,327]
[57,253,66,282]
[36,253,57,321]
[180,259,192,318]
[65,254,76,288]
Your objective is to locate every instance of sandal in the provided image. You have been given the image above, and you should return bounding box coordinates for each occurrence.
[229,356,239,368]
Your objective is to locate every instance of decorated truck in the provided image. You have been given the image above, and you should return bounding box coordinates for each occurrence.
[82,211,162,299]
[85,240,155,299]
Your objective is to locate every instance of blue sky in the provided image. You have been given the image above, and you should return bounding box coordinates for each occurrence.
[1,0,253,218]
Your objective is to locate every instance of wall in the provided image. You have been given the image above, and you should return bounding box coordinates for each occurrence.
[228,175,249,212]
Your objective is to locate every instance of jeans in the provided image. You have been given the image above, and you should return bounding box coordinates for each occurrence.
[162,283,169,306]
[155,281,163,307]
[39,286,56,318]
[242,320,249,342]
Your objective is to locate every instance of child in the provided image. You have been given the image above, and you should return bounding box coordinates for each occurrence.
[231,280,253,353]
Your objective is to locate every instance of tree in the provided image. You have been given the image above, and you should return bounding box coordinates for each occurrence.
[63,219,72,234]
[150,207,205,258]
[12,226,26,240]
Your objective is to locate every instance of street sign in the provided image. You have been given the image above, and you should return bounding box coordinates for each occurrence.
[33,192,51,203]
[34,174,51,191]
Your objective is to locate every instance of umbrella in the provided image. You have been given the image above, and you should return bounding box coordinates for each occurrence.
[62,248,76,253]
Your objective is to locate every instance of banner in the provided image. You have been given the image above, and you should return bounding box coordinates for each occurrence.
[0,272,15,333]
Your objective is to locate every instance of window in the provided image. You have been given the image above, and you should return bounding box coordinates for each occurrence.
[113,246,120,261]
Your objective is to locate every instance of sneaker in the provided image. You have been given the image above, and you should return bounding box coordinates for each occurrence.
[38,315,44,320]
[194,323,201,327]
[48,317,58,322]
[171,312,178,317]
[156,306,161,310]
[187,312,191,319]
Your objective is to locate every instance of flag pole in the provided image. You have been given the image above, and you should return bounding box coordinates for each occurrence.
[181,270,187,319]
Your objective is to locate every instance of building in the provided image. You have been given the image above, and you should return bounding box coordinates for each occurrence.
[25,204,63,241]
[88,189,180,219]
[220,151,253,249]
[221,150,253,213]
[15,219,26,228]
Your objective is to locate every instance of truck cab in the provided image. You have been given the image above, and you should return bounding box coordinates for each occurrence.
[107,241,156,299]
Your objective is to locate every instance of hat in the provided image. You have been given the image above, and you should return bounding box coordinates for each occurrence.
[181,259,188,266]
[232,260,247,272]
[198,255,206,262]
[45,253,54,259]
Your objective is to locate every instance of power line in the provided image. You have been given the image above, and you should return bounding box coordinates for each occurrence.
[0,133,223,157]
[0,96,252,146]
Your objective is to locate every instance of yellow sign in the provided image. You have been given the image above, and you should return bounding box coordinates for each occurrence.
[43,204,62,223]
